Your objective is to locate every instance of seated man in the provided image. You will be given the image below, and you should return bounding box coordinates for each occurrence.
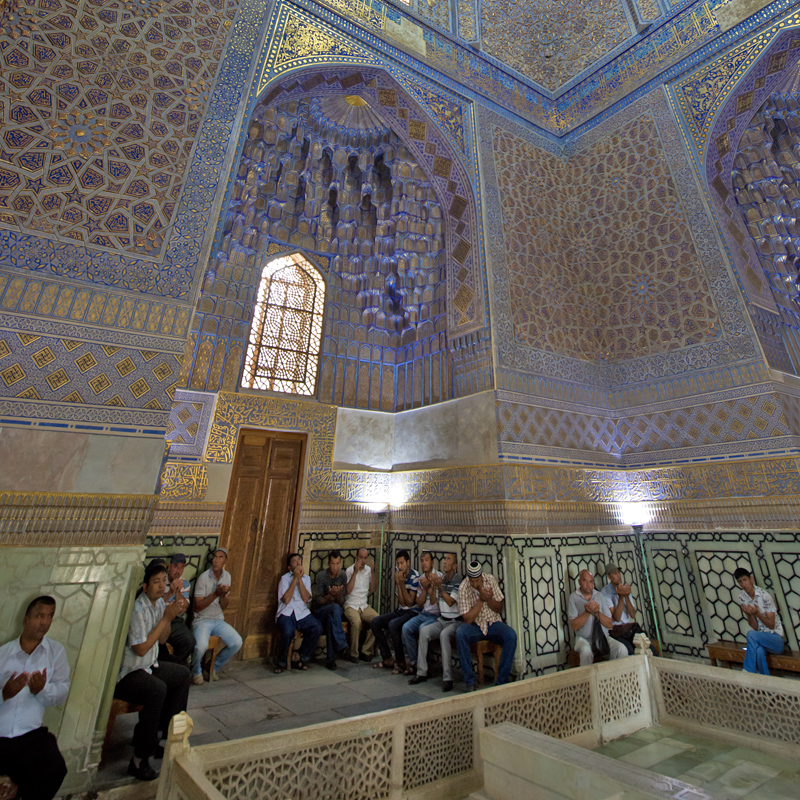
[344,548,378,662]
[312,550,353,670]
[455,561,517,690]
[371,550,420,673]
[191,547,243,685]
[115,563,191,781]
[401,552,441,677]
[158,553,195,667]
[734,566,785,675]
[601,562,642,655]
[275,554,322,672]
[410,552,462,691]
[569,569,627,666]
[0,596,70,800]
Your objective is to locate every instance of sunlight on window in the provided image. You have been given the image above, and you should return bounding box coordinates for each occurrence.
[241,253,325,396]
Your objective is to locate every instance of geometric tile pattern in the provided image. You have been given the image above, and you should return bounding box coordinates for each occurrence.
[0,328,180,409]
[479,0,630,91]
[492,116,721,364]
[0,0,236,258]
[597,667,643,726]
[496,393,790,456]
[651,550,693,637]
[527,555,559,657]
[695,549,753,641]
[772,551,800,654]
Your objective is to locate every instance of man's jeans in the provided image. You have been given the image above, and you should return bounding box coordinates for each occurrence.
[743,629,784,675]
[417,617,462,681]
[456,620,517,686]
[191,619,243,676]
[275,611,322,664]
[313,603,348,664]
[371,608,418,664]
[401,612,439,666]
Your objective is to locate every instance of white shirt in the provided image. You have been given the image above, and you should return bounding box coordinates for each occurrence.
[276,572,312,620]
[118,591,165,682]
[0,636,70,738]
[738,585,784,638]
[417,571,443,615]
[344,564,372,610]
[192,568,232,622]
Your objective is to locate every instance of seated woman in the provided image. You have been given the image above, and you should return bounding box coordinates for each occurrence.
[734,566,785,675]
[274,553,322,673]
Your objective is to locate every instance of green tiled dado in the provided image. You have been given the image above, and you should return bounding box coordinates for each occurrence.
[593,725,800,800]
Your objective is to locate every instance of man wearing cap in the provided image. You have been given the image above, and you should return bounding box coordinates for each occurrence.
[455,562,517,691]
[158,553,195,667]
[601,563,642,656]
[190,547,242,685]
[570,569,628,665]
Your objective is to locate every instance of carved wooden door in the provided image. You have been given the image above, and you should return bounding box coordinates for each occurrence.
[219,429,305,659]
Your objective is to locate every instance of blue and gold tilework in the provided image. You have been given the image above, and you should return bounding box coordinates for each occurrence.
[0,328,180,410]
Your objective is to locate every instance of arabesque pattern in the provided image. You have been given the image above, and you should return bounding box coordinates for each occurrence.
[484,682,592,738]
[658,668,800,745]
[598,668,643,725]
[403,710,473,790]
[0,0,236,257]
[492,116,721,364]
[205,731,393,800]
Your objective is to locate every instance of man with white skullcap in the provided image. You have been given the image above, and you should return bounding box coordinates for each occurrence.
[455,561,517,691]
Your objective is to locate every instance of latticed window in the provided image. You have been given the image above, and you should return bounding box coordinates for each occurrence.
[242,253,325,396]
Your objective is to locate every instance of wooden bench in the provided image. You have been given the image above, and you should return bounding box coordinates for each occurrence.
[472,640,502,687]
[707,640,800,671]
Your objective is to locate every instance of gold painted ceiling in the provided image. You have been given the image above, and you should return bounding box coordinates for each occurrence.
[480,0,632,92]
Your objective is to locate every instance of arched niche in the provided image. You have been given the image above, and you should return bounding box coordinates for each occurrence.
[187,66,487,412]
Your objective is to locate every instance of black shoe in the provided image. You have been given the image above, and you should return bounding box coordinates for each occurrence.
[344,654,359,663]
[325,661,338,670]
[442,681,453,692]
[358,653,373,662]
[128,758,159,781]
[464,684,476,693]
[408,675,427,685]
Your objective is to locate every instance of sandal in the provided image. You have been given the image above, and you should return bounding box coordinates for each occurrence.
[372,659,394,670]
[403,665,416,676]
[273,666,285,674]
[391,662,407,675]
[291,659,309,670]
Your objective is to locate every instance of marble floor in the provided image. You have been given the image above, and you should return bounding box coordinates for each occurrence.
[99,655,469,787]
[593,725,800,799]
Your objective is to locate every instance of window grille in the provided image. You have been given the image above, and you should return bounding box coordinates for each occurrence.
[241,253,325,396]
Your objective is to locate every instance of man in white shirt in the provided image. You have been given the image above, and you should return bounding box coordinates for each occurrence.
[191,547,243,685]
[401,552,442,676]
[114,562,191,781]
[734,566,785,674]
[344,548,378,662]
[274,553,322,673]
[0,596,70,800]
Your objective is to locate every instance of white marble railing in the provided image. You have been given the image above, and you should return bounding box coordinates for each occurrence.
[156,656,651,800]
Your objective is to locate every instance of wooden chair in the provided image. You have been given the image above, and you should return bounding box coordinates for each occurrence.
[472,640,502,687]
[101,698,143,768]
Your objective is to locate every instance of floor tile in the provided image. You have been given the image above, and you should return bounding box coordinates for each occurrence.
[189,730,229,746]
[702,761,780,799]
[273,683,370,715]
[184,707,226,735]
[651,753,705,779]
[244,668,350,698]
[205,696,291,728]
[187,681,262,709]
[335,692,430,717]
[347,676,420,700]
[619,741,691,769]
[222,709,344,739]
[746,773,800,800]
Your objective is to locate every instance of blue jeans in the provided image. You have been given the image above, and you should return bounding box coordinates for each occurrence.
[191,619,243,676]
[401,612,440,666]
[743,629,784,675]
[456,621,517,687]
[371,608,418,664]
[276,611,322,664]
[313,604,348,664]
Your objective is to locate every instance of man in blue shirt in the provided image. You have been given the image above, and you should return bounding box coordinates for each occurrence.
[158,553,195,667]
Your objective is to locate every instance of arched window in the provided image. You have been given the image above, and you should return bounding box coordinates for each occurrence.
[241,252,325,396]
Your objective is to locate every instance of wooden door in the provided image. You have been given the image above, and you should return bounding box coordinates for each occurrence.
[219,429,305,660]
